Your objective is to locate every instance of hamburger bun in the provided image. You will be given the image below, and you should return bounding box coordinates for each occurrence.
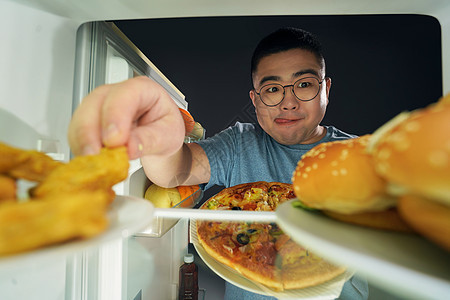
[397,194,450,251]
[368,93,450,205]
[292,135,397,215]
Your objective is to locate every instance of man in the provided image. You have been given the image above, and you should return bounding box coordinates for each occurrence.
[69,27,368,299]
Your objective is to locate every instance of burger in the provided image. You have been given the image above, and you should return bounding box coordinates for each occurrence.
[368,93,450,251]
[291,135,412,232]
[292,93,450,251]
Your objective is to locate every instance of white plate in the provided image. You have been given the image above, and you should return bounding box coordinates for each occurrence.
[0,195,154,272]
[191,220,354,299]
[275,199,450,299]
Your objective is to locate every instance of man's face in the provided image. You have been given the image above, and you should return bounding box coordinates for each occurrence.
[250,49,331,145]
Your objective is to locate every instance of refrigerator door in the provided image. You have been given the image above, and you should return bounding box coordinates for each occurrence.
[67,21,190,300]
[73,21,187,110]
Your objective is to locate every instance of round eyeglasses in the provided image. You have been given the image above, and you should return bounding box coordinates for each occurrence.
[254,77,325,107]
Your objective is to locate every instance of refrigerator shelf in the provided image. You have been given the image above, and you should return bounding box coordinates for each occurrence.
[134,188,203,238]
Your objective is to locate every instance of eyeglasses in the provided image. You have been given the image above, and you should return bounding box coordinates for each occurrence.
[254,77,325,107]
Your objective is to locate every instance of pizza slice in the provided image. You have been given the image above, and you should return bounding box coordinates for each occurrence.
[277,238,346,289]
[196,181,346,291]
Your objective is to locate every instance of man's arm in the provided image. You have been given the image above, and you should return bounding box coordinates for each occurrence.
[68,76,210,187]
[141,142,210,188]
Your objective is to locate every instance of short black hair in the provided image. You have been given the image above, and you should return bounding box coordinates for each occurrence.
[250,27,325,83]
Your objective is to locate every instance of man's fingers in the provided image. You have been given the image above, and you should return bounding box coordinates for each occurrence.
[99,77,185,156]
[69,76,185,161]
[68,84,113,156]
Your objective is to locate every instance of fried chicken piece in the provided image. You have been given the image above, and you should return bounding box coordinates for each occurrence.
[0,143,28,173]
[0,191,111,256]
[0,142,63,182]
[33,147,129,202]
[0,145,130,256]
[0,175,16,202]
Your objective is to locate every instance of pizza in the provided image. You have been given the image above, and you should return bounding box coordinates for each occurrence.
[195,181,346,291]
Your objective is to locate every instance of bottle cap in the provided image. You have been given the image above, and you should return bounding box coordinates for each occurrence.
[184,253,194,263]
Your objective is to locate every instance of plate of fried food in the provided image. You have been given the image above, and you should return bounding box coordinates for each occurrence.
[0,142,153,270]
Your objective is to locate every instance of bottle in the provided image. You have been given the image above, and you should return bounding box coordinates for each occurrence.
[178,253,199,300]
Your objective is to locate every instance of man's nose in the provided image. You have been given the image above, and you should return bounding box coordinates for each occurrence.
[280,87,298,110]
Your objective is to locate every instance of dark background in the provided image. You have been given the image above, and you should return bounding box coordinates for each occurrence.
[114,14,442,136]
[114,15,442,197]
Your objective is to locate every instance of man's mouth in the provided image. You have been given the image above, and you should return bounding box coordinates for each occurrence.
[274,118,301,125]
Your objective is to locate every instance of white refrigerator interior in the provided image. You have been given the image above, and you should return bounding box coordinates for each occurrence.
[1,0,450,299]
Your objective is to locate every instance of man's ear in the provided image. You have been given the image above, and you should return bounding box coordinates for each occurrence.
[249,89,257,107]
[325,77,332,100]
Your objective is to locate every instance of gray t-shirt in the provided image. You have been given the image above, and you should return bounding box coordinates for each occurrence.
[195,122,368,300]
[196,122,357,189]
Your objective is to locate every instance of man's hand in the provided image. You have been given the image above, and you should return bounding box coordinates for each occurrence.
[68,76,185,160]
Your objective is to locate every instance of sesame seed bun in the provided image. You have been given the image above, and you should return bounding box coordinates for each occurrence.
[292,135,397,215]
[368,93,450,206]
